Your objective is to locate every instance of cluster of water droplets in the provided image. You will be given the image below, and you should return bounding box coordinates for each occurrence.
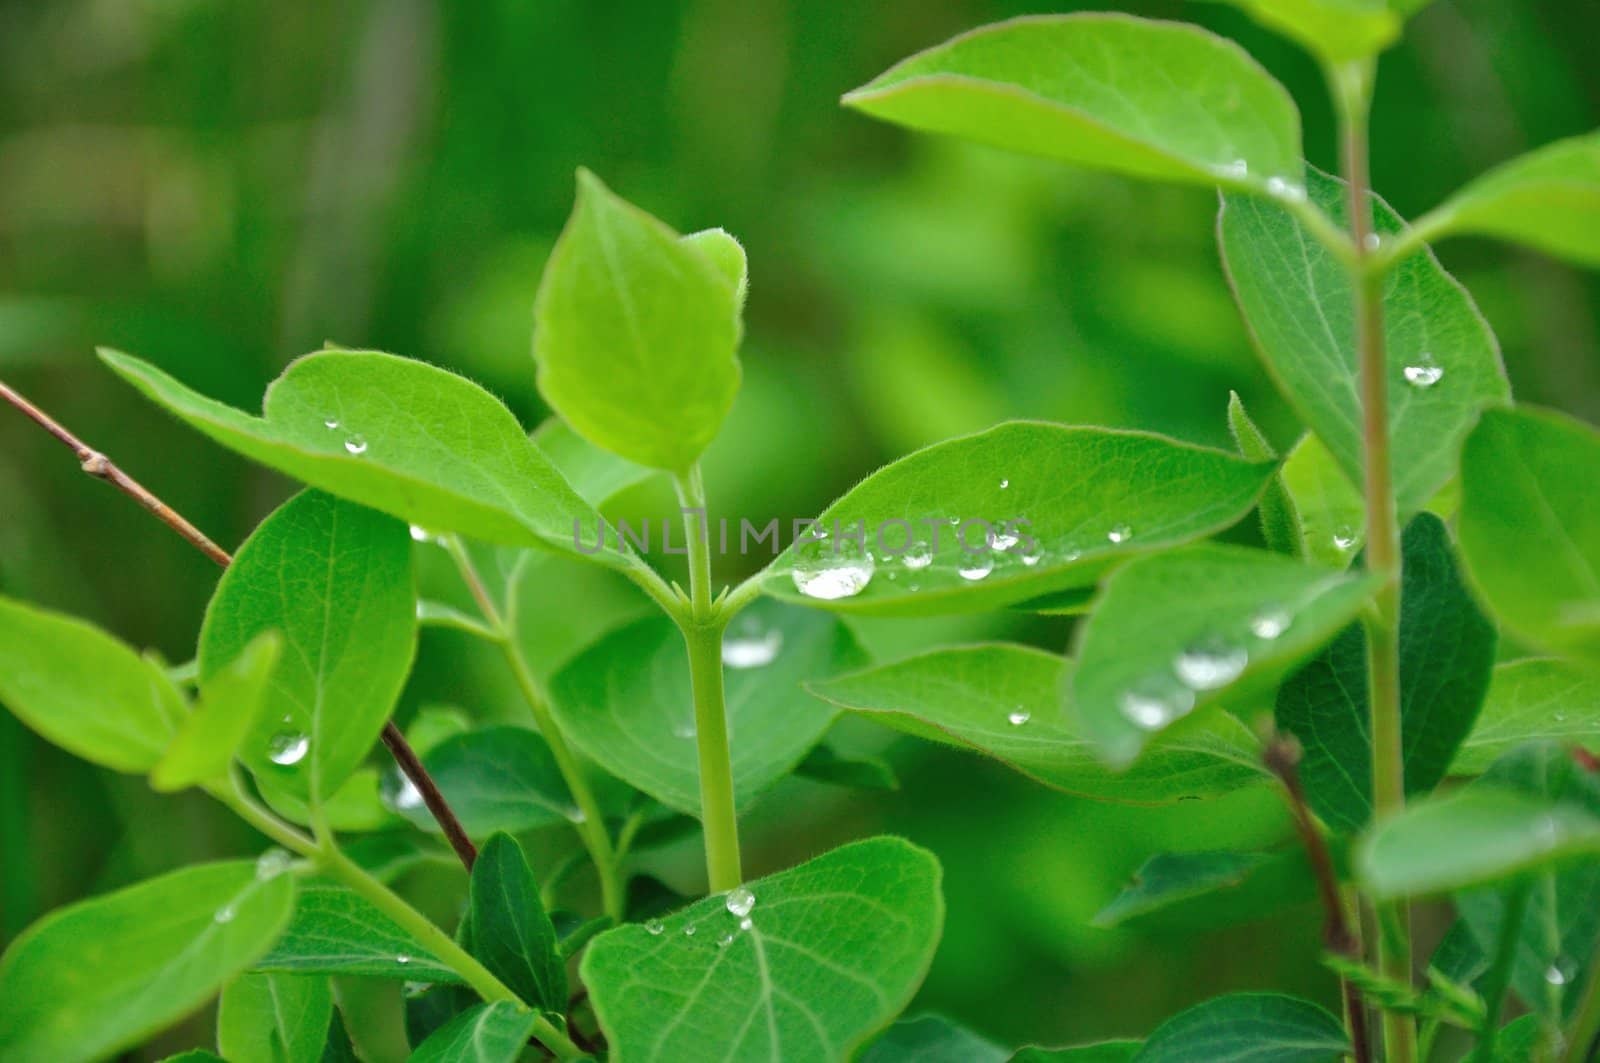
[323,416,367,456]
[1119,604,1296,731]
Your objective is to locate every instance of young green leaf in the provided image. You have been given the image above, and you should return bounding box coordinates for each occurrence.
[843,14,1303,195]
[0,594,185,773]
[547,601,865,816]
[0,860,296,1063]
[406,1003,539,1063]
[1416,131,1600,267]
[199,491,415,805]
[762,422,1277,617]
[151,632,282,792]
[1093,850,1274,928]
[1460,406,1600,662]
[1455,743,1600,1025]
[1279,434,1365,567]
[582,836,943,1062]
[1277,514,1497,832]
[262,768,399,834]
[466,834,566,1014]
[1226,392,1300,557]
[1220,168,1510,518]
[860,1015,1008,1063]
[1071,545,1381,767]
[531,416,655,508]
[255,880,461,984]
[217,972,333,1063]
[808,644,1266,803]
[99,348,627,566]
[1133,992,1349,1062]
[1453,659,1600,774]
[533,169,743,471]
[391,725,581,835]
[1215,0,1429,65]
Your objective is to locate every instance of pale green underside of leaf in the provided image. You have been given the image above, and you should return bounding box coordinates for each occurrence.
[0,594,184,773]
[255,880,462,984]
[0,861,296,1063]
[100,347,630,568]
[1072,545,1381,768]
[548,601,865,816]
[217,972,332,1063]
[1220,169,1510,518]
[1213,0,1417,63]
[1133,992,1348,1062]
[581,836,943,1063]
[152,632,282,792]
[1427,131,1600,267]
[809,644,1266,803]
[1094,850,1274,927]
[199,491,416,804]
[1453,659,1600,775]
[844,13,1303,194]
[533,168,742,472]
[407,1003,539,1063]
[762,421,1276,617]
[1460,406,1600,663]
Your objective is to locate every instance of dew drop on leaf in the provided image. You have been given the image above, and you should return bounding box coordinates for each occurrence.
[957,553,994,581]
[396,954,411,966]
[1403,355,1444,388]
[901,540,933,571]
[682,924,697,937]
[381,770,424,812]
[266,731,309,767]
[739,917,753,931]
[989,526,1020,551]
[343,435,368,455]
[717,932,736,948]
[725,887,756,918]
[1119,680,1196,731]
[323,418,340,431]
[1007,708,1031,726]
[1250,608,1292,640]
[791,539,874,600]
[1174,638,1249,690]
[722,625,783,669]
[645,919,665,936]
[255,848,293,881]
[1333,527,1359,552]
[1107,524,1132,544]
[999,479,1010,490]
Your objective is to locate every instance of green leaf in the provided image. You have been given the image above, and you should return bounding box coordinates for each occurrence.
[1280,434,1365,568]
[1215,0,1424,64]
[1072,545,1381,767]
[1093,850,1274,928]
[1455,743,1600,1024]
[1226,392,1300,558]
[406,1003,539,1063]
[582,836,943,1062]
[1358,787,1600,900]
[159,1053,229,1062]
[255,880,462,984]
[466,834,565,1014]
[1421,132,1600,267]
[531,417,655,508]
[0,860,297,1063]
[843,14,1303,195]
[1460,406,1600,662]
[762,422,1277,617]
[548,601,865,816]
[533,169,743,471]
[1277,514,1498,832]
[393,725,579,835]
[1013,1045,1139,1063]
[1454,659,1600,775]
[809,644,1266,803]
[860,1015,1007,1063]
[217,972,333,1063]
[200,490,416,804]
[794,743,899,792]
[263,768,399,834]
[100,347,625,565]
[0,594,184,773]
[151,633,282,792]
[1132,993,1348,1063]
[1220,169,1510,517]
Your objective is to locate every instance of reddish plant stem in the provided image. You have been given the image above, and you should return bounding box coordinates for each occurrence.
[0,376,477,871]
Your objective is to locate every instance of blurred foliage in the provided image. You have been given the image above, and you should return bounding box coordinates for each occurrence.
[0,0,1596,1055]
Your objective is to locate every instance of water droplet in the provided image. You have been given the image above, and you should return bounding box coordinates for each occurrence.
[1250,608,1292,641]
[1061,548,1082,563]
[1266,176,1306,202]
[999,479,1010,490]
[214,904,236,924]
[1219,159,1249,180]
[1174,638,1249,690]
[791,539,874,600]
[645,919,665,936]
[1547,960,1573,986]
[1403,355,1444,389]
[343,435,368,456]
[672,720,697,739]
[408,524,439,544]
[381,770,424,812]
[1363,232,1383,252]
[403,981,431,999]
[255,848,293,880]
[957,553,994,581]
[722,628,783,669]
[725,887,756,918]
[1020,547,1042,567]
[1333,527,1359,552]
[901,540,933,571]
[396,954,412,966]
[566,807,587,824]
[1107,524,1132,544]
[1120,680,1197,731]
[1555,712,1569,723]
[683,924,697,937]
[267,731,309,767]
[739,917,753,931]
[717,931,736,948]
[1007,708,1031,726]
[989,527,1020,552]
[323,418,340,431]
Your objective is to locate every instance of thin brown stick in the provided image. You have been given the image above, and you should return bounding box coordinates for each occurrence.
[0,376,478,871]
[1265,734,1373,1063]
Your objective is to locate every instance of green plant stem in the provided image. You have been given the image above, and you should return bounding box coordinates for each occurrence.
[1471,879,1531,1063]
[1332,56,1416,1063]
[215,776,587,1059]
[1561,946,1600,1063]
[443,537,625,923]
[673,466,743,892]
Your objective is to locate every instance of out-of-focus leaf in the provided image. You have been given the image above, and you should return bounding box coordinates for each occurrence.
[1133,993,1348,1062]
[1453,659,1600,774]
[1227,392,1299,557]
[860,1015,1008,1063]
[1093,850,1274,927]
[217,972,332,1063]
[255,880,460,984]
[405,1003,539,1063]
[1215,0,1430,64]
[1280,434,1364,568]
[151,632,282,792]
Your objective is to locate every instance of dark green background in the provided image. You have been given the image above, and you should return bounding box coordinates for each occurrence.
[1,1,1596,1056]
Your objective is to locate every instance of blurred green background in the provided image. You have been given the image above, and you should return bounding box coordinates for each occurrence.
[2,0,1597,1056]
